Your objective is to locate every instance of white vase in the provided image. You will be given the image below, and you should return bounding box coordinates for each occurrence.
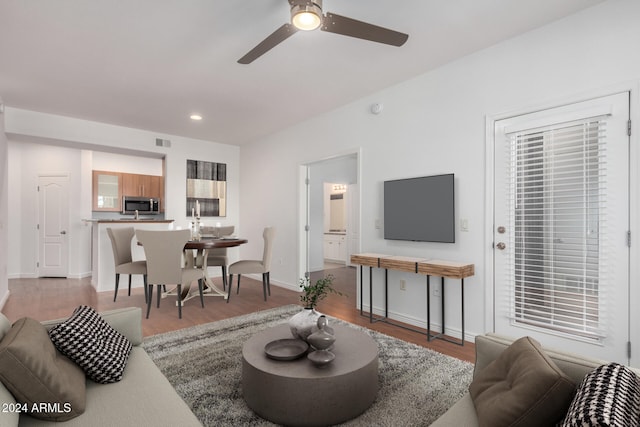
[288,307,322,342]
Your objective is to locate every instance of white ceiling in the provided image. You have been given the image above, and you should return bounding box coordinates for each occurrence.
[0,0,605,145]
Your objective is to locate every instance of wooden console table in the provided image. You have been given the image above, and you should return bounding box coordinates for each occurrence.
[350,253,474,346]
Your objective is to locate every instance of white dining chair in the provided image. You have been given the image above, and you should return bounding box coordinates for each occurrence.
[136,229,205,319]
[201,225,235,290]
[106,227,148,303]
[227,227,275,303]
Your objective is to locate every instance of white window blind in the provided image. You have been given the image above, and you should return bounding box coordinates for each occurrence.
[507,117,608,341]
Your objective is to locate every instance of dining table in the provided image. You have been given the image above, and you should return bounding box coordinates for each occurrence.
[181,237,248,302]
[140,236,248,303]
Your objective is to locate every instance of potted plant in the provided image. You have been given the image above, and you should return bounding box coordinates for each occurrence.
[299,274,342,309]
[289,274,343,341]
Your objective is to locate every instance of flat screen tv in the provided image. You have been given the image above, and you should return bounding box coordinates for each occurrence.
[384,173,455,243]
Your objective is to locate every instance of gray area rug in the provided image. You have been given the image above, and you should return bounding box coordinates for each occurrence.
[143,305,473,426]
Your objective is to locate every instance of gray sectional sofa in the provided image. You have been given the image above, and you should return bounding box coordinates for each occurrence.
[432,333,640,426]
[0,307,202,427]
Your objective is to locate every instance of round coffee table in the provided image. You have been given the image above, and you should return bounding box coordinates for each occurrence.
[242,323,378,426]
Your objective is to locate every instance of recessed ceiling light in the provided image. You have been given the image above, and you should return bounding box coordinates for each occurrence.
[190,114,203,121]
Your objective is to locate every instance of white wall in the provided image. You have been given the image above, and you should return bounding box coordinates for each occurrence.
[239,0,640,341]
[92,151,163,176]
[0,99,8,306]
[5,111,240,280]
[7,142,91,278]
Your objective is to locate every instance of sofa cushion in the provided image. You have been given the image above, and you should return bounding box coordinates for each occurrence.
[18,347,204,427]
[561,362,640,427]
[469,336,576,427]
[0,312,11,341]
[49,305,132,384]
[0,317,86,421]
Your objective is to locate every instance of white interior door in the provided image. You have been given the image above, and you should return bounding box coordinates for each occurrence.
[38,175,69,277]
[493,92,630,363]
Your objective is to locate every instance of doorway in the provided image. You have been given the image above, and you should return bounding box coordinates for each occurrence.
[299,152,360,307]
[491,92,630,363]
[38,174,70,277]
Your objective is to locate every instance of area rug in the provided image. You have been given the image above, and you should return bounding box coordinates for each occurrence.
[143,305,473,426]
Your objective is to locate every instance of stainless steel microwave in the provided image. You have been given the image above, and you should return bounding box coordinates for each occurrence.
[122,196,160,215]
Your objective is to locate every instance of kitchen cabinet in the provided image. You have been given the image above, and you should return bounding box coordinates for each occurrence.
[92,171,164,212]
[122,173,162,199]
[323,233,347,263]
[92,171,122,212]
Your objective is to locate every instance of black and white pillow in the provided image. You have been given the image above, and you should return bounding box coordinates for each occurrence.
[561,362,640,427]
[49,305,132,384]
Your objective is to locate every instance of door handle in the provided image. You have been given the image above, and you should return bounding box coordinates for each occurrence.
[60,230,67,235]
[496,242,506,250]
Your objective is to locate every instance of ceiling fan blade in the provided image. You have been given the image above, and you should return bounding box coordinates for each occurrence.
[238,23,298,64]
[321,12,408,47]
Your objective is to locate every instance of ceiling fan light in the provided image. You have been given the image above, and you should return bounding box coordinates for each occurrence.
[291,2,322,31]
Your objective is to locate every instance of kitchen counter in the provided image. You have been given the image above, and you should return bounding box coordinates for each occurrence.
[89,220,175,292]
[82,219,174,223]
[95,219,174,223]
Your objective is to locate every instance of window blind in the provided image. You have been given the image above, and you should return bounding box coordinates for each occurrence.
[506,117,608,341]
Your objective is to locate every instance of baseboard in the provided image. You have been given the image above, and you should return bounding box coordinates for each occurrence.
[0,290,9,311]
[67,271,92,279]
[238,273,300,292]
[273,280,300,292]
[361,304,476,343]
[8,273,37,279]
[309,263,324,272]
[10,272,92,280]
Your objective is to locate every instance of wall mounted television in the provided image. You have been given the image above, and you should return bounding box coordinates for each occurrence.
[384,173,455,243]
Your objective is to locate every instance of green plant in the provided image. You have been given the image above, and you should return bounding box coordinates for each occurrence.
[298,274,344,309]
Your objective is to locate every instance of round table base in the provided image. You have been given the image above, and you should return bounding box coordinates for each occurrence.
[242,323,379,426]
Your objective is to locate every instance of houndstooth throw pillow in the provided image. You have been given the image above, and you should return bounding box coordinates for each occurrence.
[561,362,640,427]
[49,305,132,384]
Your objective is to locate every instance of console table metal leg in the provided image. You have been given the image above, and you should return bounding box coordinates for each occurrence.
[461,278,465,346]
[369,266,373,323]
[426,275,432,341]
[384,269,388,319]
[441,277,445,340]
[426,276,464,346]
[359,265,363,316]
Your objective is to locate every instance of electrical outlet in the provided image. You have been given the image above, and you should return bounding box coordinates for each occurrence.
[433,287,441,297]
[400,279,406,291]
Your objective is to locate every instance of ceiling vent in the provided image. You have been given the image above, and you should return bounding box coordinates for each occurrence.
[155,138,171,148]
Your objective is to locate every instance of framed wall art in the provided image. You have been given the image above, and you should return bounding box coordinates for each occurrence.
[186,160,226,217]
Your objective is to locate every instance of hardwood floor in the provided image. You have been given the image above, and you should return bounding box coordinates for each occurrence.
[1,267,475,363]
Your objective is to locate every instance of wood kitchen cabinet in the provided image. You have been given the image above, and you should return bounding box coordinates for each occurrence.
[92,170,122,212]
[122,173,162,199]
[92,171,164,212]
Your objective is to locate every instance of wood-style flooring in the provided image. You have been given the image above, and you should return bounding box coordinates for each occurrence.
[1,266,475,363]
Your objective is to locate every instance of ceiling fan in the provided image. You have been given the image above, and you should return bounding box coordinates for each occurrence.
[238,0,409,64]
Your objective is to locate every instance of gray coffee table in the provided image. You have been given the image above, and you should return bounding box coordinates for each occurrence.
[242,323,379,426]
